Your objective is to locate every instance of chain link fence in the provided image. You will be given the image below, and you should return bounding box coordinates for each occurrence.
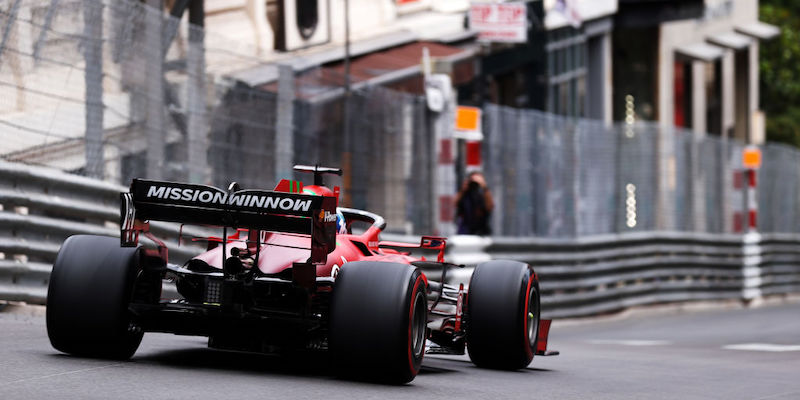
[759,142,800,233]
[0,0,276,182]
[1,0,800,238]
[0,0,437,234]
[482,104,759,237]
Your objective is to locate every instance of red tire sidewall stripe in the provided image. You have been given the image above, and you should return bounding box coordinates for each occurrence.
[522,271,534,358]
[407,274,425,375]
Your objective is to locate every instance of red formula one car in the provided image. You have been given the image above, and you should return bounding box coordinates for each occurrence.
[46,165,556,383]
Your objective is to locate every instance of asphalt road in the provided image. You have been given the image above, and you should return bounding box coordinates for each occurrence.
[1,301,799,400]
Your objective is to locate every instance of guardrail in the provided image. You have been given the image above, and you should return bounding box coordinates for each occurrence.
[1,161,798,318]
[0,161,203,304]
[444,232,800,319]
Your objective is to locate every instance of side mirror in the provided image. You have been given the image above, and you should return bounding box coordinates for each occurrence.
[420,236,447,262]
[420,237,445,249]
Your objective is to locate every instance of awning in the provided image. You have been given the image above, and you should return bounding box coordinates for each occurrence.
[258,41,475,103]
[706,31,752,50]
[675,42,724,63]
[735,21,780,40]
[230,31,419,87]
[616,0,704,28]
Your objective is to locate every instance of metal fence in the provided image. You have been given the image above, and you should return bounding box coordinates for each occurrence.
[758,142,800,233]
[0,0,209,181]
[0,160,205,303]
[3,0,800,240]
[438,232,800,319]
[0,0,437,235]
[3,159,799,318]
[2,0,800,318]
[482,105,753,238]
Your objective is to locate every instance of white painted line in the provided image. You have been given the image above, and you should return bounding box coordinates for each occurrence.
[723,343,800,352]
[0,363,124,387]
[587,339,671,346]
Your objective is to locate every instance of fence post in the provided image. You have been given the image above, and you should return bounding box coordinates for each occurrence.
[689,132,707,231]
[432,88,456,236]
[275,64,295,183]
[484,105,503,236]
[745,168,758,232]
[741,160,762,303]
[0,0,21,66]
[399,99,414,233]
[656,125,676,231]
[145,0,165,180]
[186,0,208,184]
[720,136,731,233]
[83,0,104,179]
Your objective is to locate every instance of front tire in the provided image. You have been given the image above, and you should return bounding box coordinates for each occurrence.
[466,260,540,369]
[46,235,144,359]
[329,261,428,384]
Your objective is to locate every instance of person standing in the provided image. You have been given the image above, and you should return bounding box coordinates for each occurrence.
[455,171,494,235]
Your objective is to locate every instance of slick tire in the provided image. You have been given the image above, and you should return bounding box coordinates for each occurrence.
[466,260,540,370]
[329,261,427,384]
[46,235,144,359]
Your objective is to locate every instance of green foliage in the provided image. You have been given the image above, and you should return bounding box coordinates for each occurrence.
[760,1,800,146]
[766,107,800,147]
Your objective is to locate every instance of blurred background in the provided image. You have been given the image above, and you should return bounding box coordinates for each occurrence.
[1,0,799,318]
[1,0,798,238]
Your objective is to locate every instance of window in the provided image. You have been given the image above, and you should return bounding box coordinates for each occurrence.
[674,61,691,128]
[705,60,722,135]
[546,27,587,118]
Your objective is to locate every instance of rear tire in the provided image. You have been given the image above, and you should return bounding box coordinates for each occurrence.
[466,260,540,369]
[329,261,427,384]
[46,235,144,359]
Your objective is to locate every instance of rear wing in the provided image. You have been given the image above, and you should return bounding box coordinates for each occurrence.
[121,179,337,264]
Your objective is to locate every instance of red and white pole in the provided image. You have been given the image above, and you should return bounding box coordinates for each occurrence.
[465,140,482,172]
[437,137,455,236]
[741,146,762,233]
[740,146,762,303]
[732,170,744,233]
[745,168,757,232]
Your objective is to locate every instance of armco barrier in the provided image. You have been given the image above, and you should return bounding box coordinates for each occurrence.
[444,232,800,319]
[1,161,799,318]
[0,161,204,304]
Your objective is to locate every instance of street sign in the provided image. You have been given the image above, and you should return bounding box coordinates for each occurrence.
[470,2,527,43]
[742,146,762,169]
[455,106,480,131]
[454,106,483,141]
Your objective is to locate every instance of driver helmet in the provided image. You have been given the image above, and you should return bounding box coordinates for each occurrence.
[336,208,347,235]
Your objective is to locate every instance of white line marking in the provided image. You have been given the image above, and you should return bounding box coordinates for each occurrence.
[723,343,800,352]
[753,390,800,400]
[587,339,671,346]
[0,363,123,387]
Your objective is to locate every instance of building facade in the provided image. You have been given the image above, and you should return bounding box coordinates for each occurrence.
[613,0,777,143]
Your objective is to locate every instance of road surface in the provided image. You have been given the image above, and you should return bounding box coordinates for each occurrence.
[1,301,798,399]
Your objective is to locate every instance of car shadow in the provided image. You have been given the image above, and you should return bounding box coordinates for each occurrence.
[134,347,332,378]
[133,347,461,383]
[48,346,549,379]
[425,355,554,373]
